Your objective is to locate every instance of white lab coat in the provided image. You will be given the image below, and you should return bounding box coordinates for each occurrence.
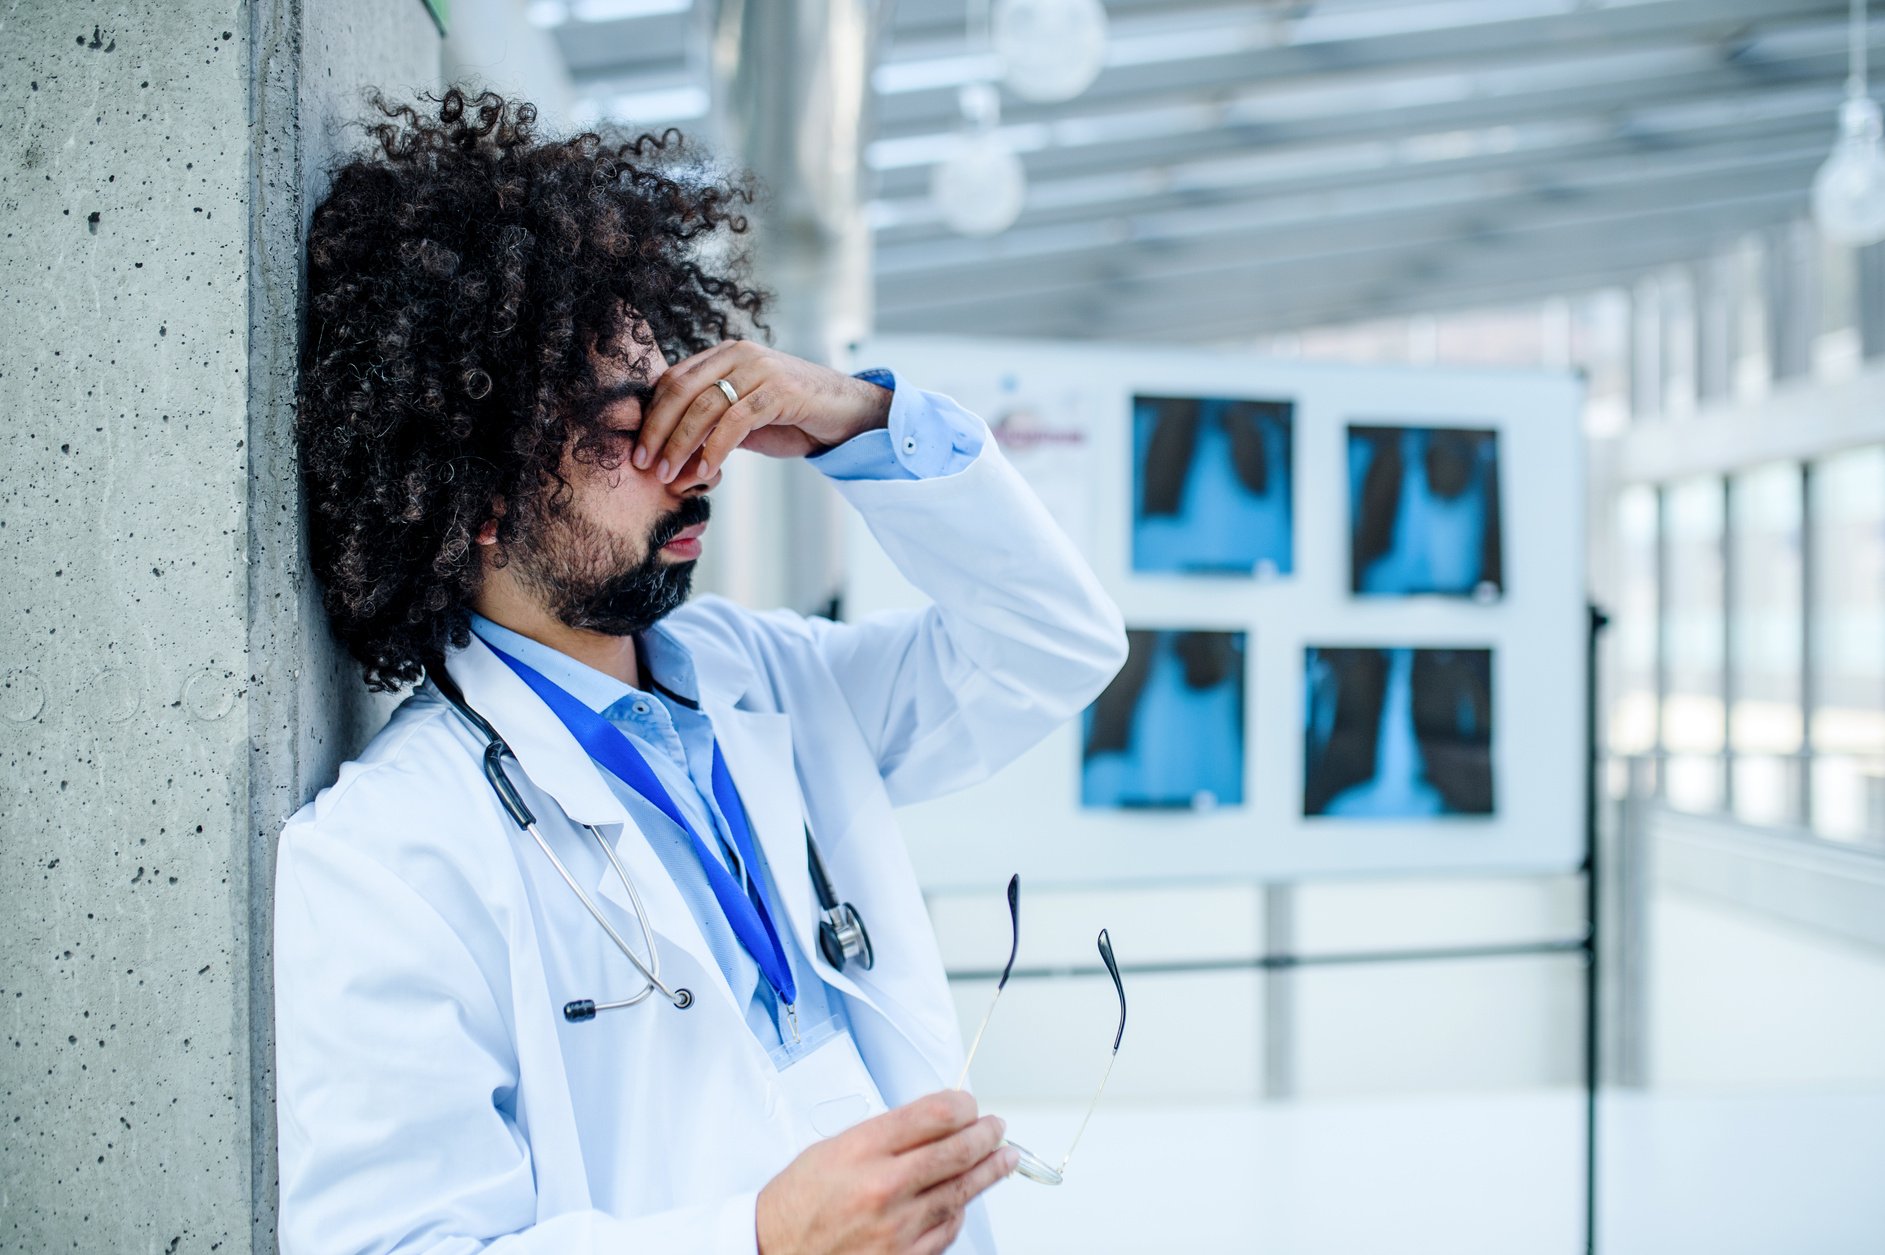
[272,432,1129,1255]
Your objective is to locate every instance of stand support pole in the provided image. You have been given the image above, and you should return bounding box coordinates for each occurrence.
[1586,601,1611,1255]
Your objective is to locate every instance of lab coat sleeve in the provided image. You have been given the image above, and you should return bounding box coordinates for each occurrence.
[273,822,760,1255]
[793,384,1128,806]
[805,368,983,481]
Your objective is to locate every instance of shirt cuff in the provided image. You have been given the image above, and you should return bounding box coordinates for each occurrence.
[808,368,988,482]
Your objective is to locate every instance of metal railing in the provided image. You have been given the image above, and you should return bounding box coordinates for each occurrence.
[1603,749,1885,851]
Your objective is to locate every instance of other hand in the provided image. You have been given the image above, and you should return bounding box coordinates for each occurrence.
[633,341,892,483]
[755,1090,1017,1255]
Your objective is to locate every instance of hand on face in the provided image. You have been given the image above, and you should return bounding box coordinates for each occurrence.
[632,341,893,484]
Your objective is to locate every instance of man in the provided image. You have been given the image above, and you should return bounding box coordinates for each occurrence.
[274,89,1126,1255]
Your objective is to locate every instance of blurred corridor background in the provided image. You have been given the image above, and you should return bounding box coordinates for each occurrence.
[3,1,1883,1252]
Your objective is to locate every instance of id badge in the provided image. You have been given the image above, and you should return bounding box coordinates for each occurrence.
[775,1029,887,1141]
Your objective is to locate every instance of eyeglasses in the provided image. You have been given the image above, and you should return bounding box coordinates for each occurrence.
[954,874,1127,1187]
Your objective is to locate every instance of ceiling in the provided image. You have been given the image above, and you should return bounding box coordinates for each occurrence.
[532,0,1881,342]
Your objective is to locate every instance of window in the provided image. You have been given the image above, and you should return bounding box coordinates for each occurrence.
[1609,486,1659,758]
[1727,465,1804,825]
[1808,446,1885,843]
[1662,477,1726,811]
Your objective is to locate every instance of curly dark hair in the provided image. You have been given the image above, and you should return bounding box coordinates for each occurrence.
[297,87,769,691]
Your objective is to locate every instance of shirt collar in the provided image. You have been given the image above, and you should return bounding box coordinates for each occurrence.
[638,622,703,707]
[466,611,717,716]
[468,591,763,708]
[468,612,641,715]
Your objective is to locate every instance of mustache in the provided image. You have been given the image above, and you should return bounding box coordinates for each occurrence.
[649,493,712,550]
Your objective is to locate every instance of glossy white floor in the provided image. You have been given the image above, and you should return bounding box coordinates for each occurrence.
[980,1087,1885,1254]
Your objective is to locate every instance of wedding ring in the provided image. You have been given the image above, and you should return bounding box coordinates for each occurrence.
[714,378,740,406]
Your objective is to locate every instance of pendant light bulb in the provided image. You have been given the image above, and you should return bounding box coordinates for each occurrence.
[994,0,1109,104]
[1813,94,1885,246]
[932,131,1027,237]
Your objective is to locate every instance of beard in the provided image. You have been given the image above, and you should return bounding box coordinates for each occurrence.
[511,493,710,637]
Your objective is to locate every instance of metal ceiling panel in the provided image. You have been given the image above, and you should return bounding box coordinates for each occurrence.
[553,8,696,77]
[537,0,1876,338]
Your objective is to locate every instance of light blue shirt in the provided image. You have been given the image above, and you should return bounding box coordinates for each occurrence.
[472,370,981,1068]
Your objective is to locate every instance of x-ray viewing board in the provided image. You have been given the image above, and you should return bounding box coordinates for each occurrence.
[841,336,1587,890]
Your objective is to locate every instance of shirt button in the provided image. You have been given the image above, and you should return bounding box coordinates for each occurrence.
[631,700,650,715]
[902,436,917,453]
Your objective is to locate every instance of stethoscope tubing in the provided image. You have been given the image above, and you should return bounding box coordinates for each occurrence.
[429,665,872,1025]
[524,814,691,1011]
[431,670,694,1016]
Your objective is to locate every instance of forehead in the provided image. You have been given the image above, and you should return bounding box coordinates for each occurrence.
[583,323,669,421]
[596,312,668,377]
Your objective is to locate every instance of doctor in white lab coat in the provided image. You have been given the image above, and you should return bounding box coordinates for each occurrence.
[273,335,1129,1255]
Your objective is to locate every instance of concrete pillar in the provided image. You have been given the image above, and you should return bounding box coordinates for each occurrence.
[1260,885,1296,1100]
[1859,241,1885,361]
[1628,277,1662,422]
[1763,219,1819,383]
[1657,266,1696,418]
[0,3,437,1251]
[700,0,881,614]
[1692,254,1737,406]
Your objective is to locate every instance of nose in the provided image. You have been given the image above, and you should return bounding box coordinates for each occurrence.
[667,445,720,493]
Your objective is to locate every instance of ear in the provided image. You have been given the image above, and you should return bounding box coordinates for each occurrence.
[476,496,506,545]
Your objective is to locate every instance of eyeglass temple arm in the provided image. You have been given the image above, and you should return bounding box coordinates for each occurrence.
[1058,928,1127,1175]
[955,874,1021,1090]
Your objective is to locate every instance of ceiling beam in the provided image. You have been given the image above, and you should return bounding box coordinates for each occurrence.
[879,223,1789,343]
[868,44,1864,201]
[884,0,1227,44]
[868,82,1844,242]
[872,114,1833,262]
[873,144,1826,309]
[553,9,698,78]
[875,189,1806,339]
[872,0,1852,134]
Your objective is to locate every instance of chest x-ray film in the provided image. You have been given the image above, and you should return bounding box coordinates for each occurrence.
[846,336,1585,886]
[1082,629,1246,810]
[1132,395,1293,578]
[1303,646,1494,818]
[1348,425,1502,599]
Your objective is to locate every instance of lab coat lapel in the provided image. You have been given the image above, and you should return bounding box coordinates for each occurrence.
[438,635,732,1015]
[705,702,821,967]
[651,620,962,1089]
[706,702,930,1043]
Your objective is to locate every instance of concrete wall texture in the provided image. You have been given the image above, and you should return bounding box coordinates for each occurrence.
[0,2,438,1251]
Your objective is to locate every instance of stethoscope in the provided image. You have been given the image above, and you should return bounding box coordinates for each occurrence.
[430,667,873,1025]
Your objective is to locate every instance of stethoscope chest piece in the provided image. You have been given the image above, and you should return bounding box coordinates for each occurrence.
[565,988,693,1022]
[432,665,870,1028]
[818,901,874,973]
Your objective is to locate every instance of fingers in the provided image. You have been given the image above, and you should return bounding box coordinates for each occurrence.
[858,1090,979,1156]
[909,1209,967,1255]
[922,1143,1019,1213]
[634,340,743,471]
[697,383,787,473]
[657,365,768,482]
[908,1144,1019,1254]
[899,1115,1006,1193]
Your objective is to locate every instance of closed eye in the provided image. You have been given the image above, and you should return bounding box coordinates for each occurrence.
[589,379,655,429]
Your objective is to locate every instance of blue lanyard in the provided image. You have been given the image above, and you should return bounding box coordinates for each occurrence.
[487,643,798,1011]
